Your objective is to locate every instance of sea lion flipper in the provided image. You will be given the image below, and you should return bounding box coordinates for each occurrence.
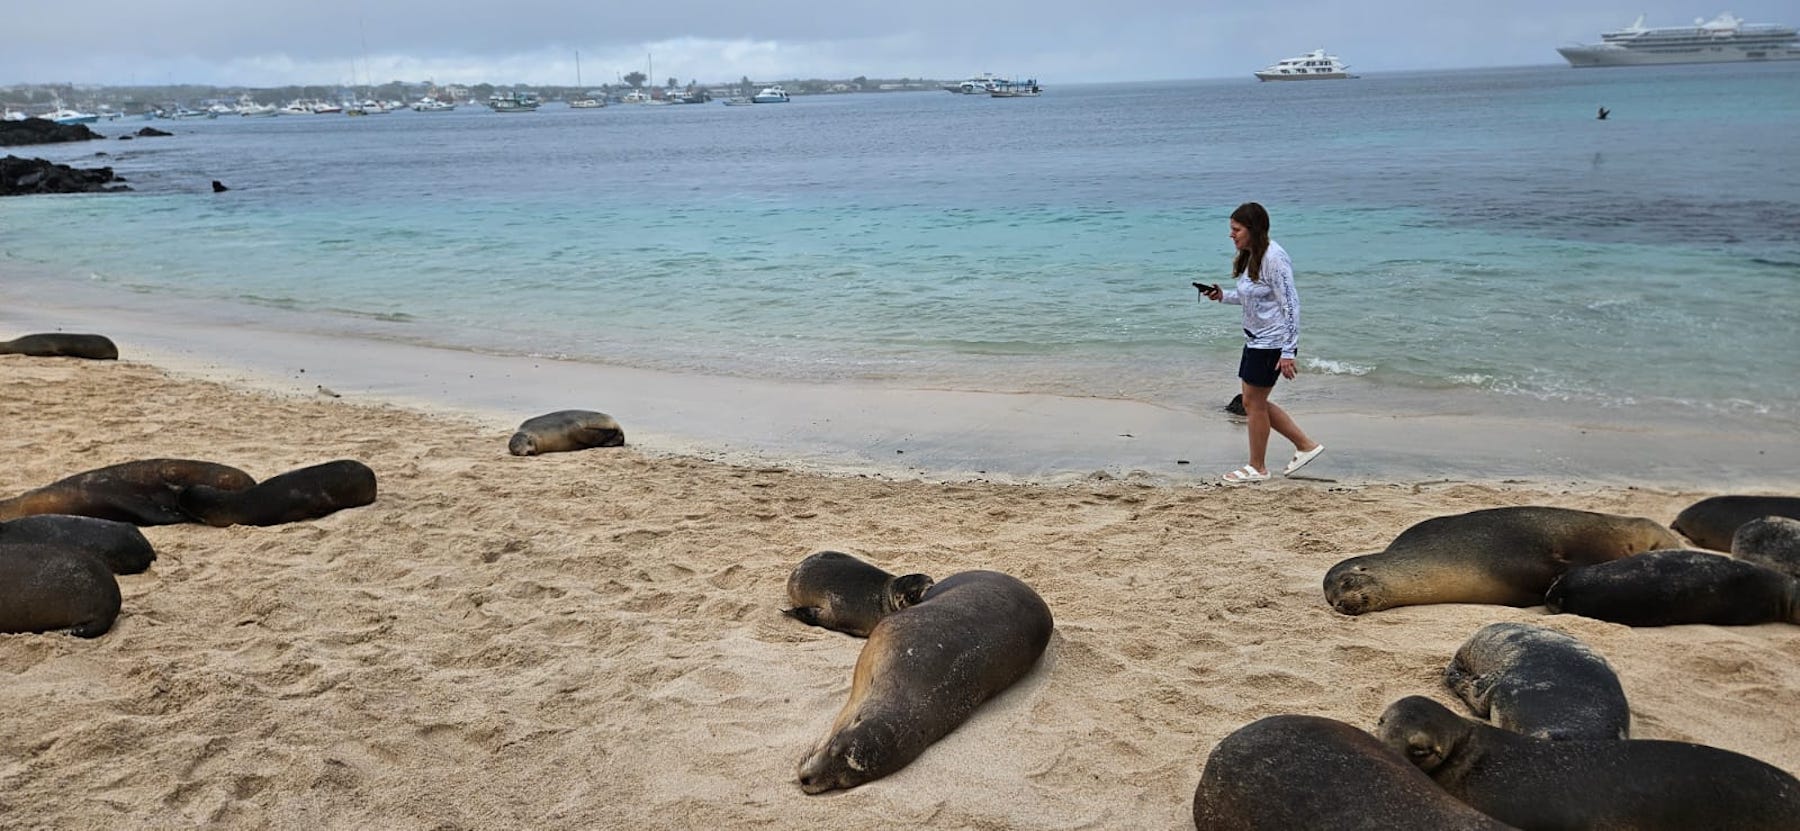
[176,484,239,527]
[783,606,824,626]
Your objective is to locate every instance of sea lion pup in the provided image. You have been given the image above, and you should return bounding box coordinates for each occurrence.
[1191,714,1516,830]
[1544,548,1800,627]
[0,514,156,574]
[1733,516,1800,580]
[796,570,1053,794]
[1443,622,1629,740]
[1671,494,1800,551]
[0,332,118,360]
[1322,506,1682,615]
[782,550,933,637]
[1377,695,1800,830]
[0,459,256,525]
[0,544,122,638]
[508,410,625,456]
[177,460,377,527]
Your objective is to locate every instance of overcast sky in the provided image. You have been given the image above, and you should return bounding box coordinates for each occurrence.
[6,2,1795,88]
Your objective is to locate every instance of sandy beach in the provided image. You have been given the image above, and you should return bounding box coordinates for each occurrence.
[2,348,1797,830]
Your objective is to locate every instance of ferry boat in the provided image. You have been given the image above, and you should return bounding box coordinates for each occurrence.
[486,91,541,113]
[1557,12,1800,66]
[944,73,1005,94]
[1254,49,1354,81]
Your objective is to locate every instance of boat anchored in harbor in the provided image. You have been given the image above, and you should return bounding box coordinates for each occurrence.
[751,85,790,103]
[486,91,541,113]
[1557,12,1800,67]
[1254,49,1355,80]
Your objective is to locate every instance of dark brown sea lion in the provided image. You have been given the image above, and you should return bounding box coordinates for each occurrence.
[0,544,121,637]
[796,570,1054,794]
[0,333,118,360]
[1733,516,1800,580]
[1443,622,1629,740]
[1544,548,1799,626]
[782,550,933,637]
[1671,494,1800,551]
[1191,714,1516,830]
[0,514,156,574]
[1322,506,1682,615]
[176,459,377,527]
[507,410,625,456]
[1376,695,1800,830]
[0,459,256,525]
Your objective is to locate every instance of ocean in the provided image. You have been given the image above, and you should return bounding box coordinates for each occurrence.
[4,63,1799,457]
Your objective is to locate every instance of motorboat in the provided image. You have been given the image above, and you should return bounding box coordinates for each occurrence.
[45,104,100,124]
[411,97,456,112]
[486,91,541,112]
[721,96,754,106]
[1557,12,1800,66]
[1254,49,1355,80]
[239,103,280,117]
[751,85,791,103]
[989,78,1042,97]
[2,108,27,122]
[944,73,1005,94]
[569,96,606,108]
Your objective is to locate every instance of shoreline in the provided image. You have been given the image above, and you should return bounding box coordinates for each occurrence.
[3,287,1797,489]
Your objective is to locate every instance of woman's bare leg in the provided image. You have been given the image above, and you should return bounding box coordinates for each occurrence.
[1240,381,1273,474]
[1266,401,1318,454]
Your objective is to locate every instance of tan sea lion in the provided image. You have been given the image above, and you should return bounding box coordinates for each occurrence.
[0,514,156,574]
[1671,494,1800,551]
[1544,548,1799,626]
[1376,695,1800,830]
[177,460,377,527]
[0,332,118,360]
[782,550,933,637]
[1732,516,1800,579]
[796,570,1053,794]
[0,459,256,525]
[1322,506,1682,615]
[507,410,625,456]
[0,544,121,638]
[1191,714,1516,830]
[1443,622,1629,740]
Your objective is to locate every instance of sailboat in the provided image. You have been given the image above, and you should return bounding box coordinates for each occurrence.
[570,51,605,108]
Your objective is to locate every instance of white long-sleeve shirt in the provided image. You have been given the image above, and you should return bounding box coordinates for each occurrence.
[1218,240,1300,359]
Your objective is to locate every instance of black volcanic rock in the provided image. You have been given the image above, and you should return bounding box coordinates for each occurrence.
[0,117,102,147]
[136,126,172,137]
[1,155,131,195]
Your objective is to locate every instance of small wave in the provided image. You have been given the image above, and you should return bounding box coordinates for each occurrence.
[1305,357,1370,376]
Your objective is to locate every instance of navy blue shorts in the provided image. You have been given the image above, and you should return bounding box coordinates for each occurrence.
[1239,346,1282,388]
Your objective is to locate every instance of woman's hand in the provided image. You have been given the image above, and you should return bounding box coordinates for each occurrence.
[1278,357,1297,379]
[1194,282,1222,302]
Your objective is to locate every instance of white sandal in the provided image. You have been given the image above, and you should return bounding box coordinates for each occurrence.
[1283,445,1325,476]
[1222,465,1271,485]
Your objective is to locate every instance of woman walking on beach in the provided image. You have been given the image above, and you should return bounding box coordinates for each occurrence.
[1197,202,1324,484]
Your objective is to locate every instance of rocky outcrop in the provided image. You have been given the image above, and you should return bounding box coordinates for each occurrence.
[136,126,172,137]
[0,155,130,196]
[0,117,102,147]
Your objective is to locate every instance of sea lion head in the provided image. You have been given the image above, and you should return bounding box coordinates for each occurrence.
[886,573,934,612]
[796,715,898,795]
[1375,696,1471,775]
[507,431,539,456]
[1322,554,1389,615]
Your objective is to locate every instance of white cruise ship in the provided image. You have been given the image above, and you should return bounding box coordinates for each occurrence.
[1557,12,1800,66]
[1253,49,1354,81]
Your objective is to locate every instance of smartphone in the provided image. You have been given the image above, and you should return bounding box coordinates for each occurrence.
[1193,282,1218,293]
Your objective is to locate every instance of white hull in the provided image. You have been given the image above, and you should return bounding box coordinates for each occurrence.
[1558,43,1800,66]
[1254,71,1350,81]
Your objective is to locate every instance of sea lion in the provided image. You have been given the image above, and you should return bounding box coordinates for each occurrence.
[796,570,1053,794]
[0,458,256,525]
[1376,695,1800,830]
[1443,622,1629,740]
[782,550,933,637]
[0,544,122,637]
[1191,714,1516,830]
[1544,548,1799,626]
[1671,494,1800,551]
[176,459,377,527]
[0,332,118,360]
[1323,506,1682,615]
[0,514,156,574]
[1733,516,1800,580]
[507,410,625,456]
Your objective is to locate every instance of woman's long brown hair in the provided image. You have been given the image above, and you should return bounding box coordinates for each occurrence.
[1230,202,1271,282]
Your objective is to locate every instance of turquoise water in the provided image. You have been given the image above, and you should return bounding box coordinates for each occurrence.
[3,64,1797,429]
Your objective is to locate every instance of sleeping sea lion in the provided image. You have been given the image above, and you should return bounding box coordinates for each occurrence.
[0,514,156,574]
[0,333,118,360]
[1443,622,1629,740]
[1323,506,1682,615]
[177,459,377,527]
[508,410,625,456]
[782,550,933,637]
[796,570,1053,794]
[1376,695,1800,830]
[1671,495,1800,551]
[1191,714,1515,830]
[0,544,121,637]
[1732,516,1800,580]
[1544,548,1799,627]
[0,459,256,525]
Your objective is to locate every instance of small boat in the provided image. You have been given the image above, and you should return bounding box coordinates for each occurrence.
[1254,49,1355,80]
[721,96,754,106]
[751,85,790,103]
[486,91,541,112]
[45,103,100,124]
[239,103,280,117]
[988,78,1041,97]
[3,108,30,122]
[945,73,1005,94]
[569,97,606,108]
[411,96,456,112]
[311,101,343,114]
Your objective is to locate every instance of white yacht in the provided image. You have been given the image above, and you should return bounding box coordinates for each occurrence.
[751,85,790,103]
[944,73,1005,94]
[411,96,456,112]
[46,107,100,124]
[1557,13,1800,66]
[1254,49,1354,80]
